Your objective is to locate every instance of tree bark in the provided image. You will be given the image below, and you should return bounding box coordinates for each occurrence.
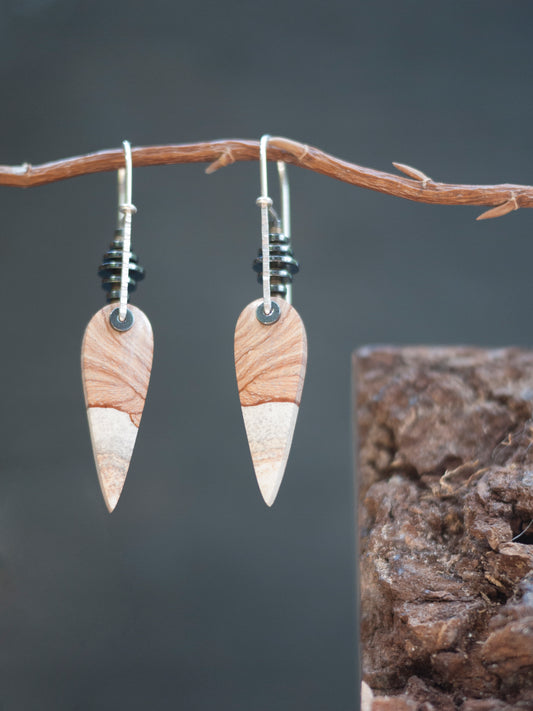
[355,347,533,710]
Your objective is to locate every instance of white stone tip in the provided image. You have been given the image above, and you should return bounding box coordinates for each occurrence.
[103,491,120,513]
[258,472,282,507]
[86,407,139,514]
[241,402,299,509]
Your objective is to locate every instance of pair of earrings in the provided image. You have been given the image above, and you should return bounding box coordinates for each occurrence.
[81,136,307,512]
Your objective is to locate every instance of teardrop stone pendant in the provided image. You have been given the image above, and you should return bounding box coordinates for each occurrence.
[234,297,307,506]
[81,303,153,512]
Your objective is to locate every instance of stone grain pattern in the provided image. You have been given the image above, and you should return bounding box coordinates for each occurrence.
[81,303,153,512]
[355,347,533,710]
[235,297,307,506]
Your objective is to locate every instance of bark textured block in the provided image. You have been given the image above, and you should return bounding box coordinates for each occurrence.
[355,347,533,710]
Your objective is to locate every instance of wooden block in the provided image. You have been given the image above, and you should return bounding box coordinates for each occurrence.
[234,298,307,506]
[81,304,153,512]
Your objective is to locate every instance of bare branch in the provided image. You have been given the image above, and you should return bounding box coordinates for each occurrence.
[0,137,531,219]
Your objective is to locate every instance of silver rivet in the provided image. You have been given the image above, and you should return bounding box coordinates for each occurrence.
[110,307,134,331]
[256,301,280,325]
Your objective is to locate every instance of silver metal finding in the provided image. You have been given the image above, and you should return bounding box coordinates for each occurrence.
[256,300,280,324]
[255,136,294,323]
[277,161,291,241]
[117,167,126,230]
[110,306,134,331]
[276,160,292,305]
[256,134,273,318]
[117,140,137,325]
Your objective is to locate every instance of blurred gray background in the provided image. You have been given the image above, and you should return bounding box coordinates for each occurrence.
[0,2,532,709]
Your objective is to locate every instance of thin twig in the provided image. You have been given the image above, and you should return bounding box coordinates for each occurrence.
[392,162,432,187]
[477,197,519,221]
[0,137,532,220]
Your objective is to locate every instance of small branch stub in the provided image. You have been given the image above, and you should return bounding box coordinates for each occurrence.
[205,146,236,174]
[393,161,432,187]
[477,196,520,221]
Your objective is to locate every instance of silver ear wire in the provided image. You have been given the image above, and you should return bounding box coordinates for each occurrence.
[117,167,126,230]
[110,140,137,330]
[276,160,292,304]
[254,135,298,320]
[277,160,290,240]
[256,135,274,319]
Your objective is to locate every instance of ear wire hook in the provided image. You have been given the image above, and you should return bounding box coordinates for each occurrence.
[256,135,274,318]
[116,140,137,326]
[276,159,292,305]
[255,135,293,321]
[117,166,126,230]
[277,161,290,239]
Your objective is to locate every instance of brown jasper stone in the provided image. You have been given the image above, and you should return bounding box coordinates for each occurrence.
[234,298,307,408]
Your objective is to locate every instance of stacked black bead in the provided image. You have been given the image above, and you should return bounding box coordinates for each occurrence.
[252,224,299,299]
[98,228,145,302]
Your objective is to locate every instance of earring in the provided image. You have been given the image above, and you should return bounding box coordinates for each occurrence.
[81,141,154,512]
[234,135,307,506]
